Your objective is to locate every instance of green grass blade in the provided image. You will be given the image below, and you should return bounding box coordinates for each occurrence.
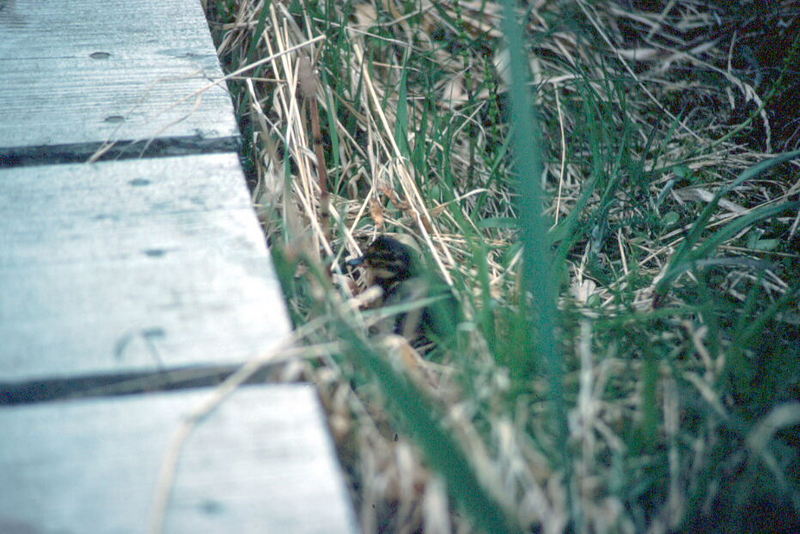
[245,1,271,66]
[662,149,800,280]
[658,200,799,289]
[395,65,411,159]
[689,201,799,260]
[342,328,518,534]
[499,0,567,444]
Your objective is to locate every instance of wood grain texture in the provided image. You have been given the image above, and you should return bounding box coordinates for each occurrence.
[0,153,291,383]
[0,0,237,160]
[0,3,357,531]
[0,384,358,533]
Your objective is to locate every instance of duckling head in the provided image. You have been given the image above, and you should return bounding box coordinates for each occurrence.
[347,235,419,292]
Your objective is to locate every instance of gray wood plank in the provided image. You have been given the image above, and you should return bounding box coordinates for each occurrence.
[0,384,358,533]
[0,0,237,162]
[0,153,259,267]
[0,153,291,383]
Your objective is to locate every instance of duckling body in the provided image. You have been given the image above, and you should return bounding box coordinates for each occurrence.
[348,236,458,349]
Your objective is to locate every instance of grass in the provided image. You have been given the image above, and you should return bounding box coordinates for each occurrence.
[204,0,800,532]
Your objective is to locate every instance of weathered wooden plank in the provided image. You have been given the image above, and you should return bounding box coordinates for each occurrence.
[0,384,358,533]
[0,0,238,164]
[0,153,259,267]
[0,154,291,384]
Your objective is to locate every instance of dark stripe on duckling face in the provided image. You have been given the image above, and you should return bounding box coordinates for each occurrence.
[351,236,416,291]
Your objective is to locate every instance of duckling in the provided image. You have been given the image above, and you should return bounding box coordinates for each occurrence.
[347,235,459,350]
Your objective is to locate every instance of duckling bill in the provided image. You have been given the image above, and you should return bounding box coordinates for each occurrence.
[348,235,459,349]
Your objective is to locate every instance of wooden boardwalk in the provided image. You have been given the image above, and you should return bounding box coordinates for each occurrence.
[0,0,357,532]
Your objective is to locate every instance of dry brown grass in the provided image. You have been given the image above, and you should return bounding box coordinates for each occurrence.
[205,1,800,532]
